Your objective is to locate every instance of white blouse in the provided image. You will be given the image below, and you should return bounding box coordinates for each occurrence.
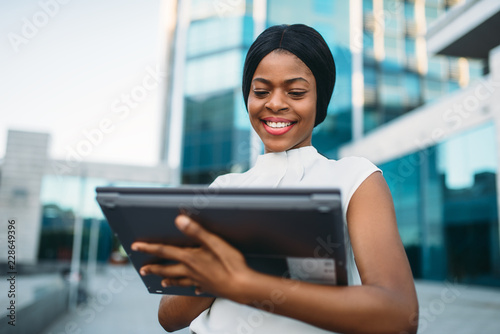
[190,146,380,334]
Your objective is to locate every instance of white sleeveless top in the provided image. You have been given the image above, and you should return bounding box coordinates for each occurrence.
[190,146,380,334]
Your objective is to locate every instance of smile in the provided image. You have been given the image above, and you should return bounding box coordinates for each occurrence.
[264,121,294,128]
[261,120,296,135]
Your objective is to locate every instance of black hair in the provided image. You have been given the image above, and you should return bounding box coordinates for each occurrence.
[242,24,336,127]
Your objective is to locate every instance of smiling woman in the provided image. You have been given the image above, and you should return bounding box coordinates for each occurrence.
[248,50,317,153]
[132,24,419,334]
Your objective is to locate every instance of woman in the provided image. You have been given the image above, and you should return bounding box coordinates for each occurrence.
[131,24,419,334]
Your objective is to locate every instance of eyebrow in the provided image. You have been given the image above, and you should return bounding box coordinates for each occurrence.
[252,77,310,85]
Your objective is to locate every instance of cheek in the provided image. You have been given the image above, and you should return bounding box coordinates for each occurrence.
[297,100,317,124]
[247,97,263,119]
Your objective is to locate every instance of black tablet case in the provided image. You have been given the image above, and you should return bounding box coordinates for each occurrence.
[96,187,347,296]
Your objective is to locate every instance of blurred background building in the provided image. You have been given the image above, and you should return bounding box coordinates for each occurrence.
[160,0,499,286]
[0,129,171,266]
[341,0,500,285]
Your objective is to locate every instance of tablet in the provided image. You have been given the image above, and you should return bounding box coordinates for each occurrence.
[95,186,347,296]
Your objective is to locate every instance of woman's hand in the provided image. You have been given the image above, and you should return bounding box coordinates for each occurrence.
[131,214,255,299]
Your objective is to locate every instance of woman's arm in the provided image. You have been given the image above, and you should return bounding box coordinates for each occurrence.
[157,295,214,332]
[133,172,418,333]
[231,171,419,333]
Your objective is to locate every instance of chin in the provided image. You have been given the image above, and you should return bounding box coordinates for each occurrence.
[263,141,297,153]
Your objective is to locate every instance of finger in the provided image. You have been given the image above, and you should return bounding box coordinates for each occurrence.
[161,277,199,288]
[140,263,190,278]
[131,242,185,261]
[175,215,233,254]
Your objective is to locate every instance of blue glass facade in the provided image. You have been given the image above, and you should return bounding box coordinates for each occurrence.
[38,175,168,262]
[182,7,254,183]
[380,123,500,285]
[362,0,484,133]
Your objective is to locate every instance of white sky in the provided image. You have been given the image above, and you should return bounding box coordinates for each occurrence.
[0,0,164,166]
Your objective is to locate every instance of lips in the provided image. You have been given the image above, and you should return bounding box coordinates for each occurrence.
[261,117,296,135]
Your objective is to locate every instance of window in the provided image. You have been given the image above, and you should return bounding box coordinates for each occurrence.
[185,49,243,96]
[363,0,373,12]
[379,122,500,283]
[313,0,334,15]
[380,72,403,106]
[404,2,415,18]
[423,78,444,102]
[404,73,420,107]
[405,37,416,57]
[187,17,243,57]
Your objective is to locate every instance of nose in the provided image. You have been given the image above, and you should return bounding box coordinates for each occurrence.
[265,92,289,113]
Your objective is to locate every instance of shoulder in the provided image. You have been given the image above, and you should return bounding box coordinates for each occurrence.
[209,171,252,188]
[322,156,382,213]
[331,156,381,181]
[318,156,381,183]
[333,156,379,171]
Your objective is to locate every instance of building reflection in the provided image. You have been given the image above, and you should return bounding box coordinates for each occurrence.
[381,123,499,286]
[0,129,171,268]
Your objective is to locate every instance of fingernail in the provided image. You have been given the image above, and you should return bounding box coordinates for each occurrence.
[176,216,190,230]
[140,269,146,276]
[161,281,168,287]
[131,244,138,251]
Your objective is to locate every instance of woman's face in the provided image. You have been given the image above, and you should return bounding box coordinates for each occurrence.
[248,50,317,153]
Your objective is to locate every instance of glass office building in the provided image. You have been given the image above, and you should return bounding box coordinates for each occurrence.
[361,0,483,132]
[180,1,255,184]
[162,0,500,286]
[38,175,170,263]
[380,123,499,284]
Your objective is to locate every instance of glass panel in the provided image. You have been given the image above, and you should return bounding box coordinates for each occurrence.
[380,72,403,106]
[185,49,243,96]
[437,123,497,189]
[436,123,499,284]
[187,17,243,57]
[427,56,446,79]
[404,2,415,18]
[380,122,500,284]
[183,91,235,174]
[364,32,374,51]
[405,37,415,56]
[313,0,334,15]
[363,0,373,12]
[404,73,420,107]
[423,78,444,103]
[379,152,422,277]
[364,65,377,86]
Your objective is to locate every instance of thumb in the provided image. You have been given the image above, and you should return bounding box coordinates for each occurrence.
[175,215,231,253]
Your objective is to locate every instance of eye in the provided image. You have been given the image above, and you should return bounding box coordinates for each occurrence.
[288,90,307,98]
[253,90,269,97]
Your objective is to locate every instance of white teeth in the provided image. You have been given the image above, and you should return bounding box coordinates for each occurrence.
[265,121,293,128]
